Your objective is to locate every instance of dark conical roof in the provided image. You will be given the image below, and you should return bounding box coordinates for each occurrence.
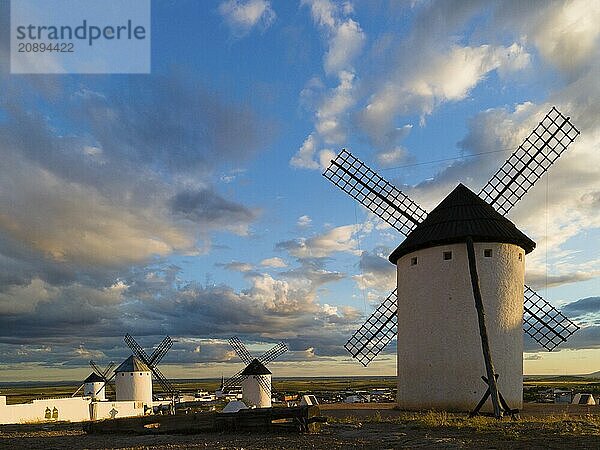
[389,183,536,263]
[241,358,271,376]
[84,372,105,383]
[114,355,151,373]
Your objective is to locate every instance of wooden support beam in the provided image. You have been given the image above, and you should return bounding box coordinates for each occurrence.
[465,236,502,419]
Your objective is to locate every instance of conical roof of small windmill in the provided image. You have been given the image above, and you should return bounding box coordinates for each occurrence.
[84,372,105,383]
[241,359,271,375]
[114,355,151,373]
[389,183,536,264]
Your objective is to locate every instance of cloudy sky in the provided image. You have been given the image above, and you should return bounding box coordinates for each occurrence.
[0,0,598,382]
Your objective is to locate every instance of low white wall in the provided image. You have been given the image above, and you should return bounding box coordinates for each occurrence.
[0,397,91,424]
[91,401,146,420]
[0,396,148,425]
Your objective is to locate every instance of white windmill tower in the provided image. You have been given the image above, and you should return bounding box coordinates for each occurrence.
[72,360,115,401]
[84,361,115,401]
[323,107,581,416]
[222,337,288,408]
[96,334,175,406]
[114,355,153,404]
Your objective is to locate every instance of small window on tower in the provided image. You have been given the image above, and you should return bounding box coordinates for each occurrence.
[411,257,418,266]
[443,251,452,260]
[518,253,523,261]
[484,249,492,258]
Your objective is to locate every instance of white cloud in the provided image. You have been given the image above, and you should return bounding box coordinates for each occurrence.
[292,1,365,171]
[302,0,337,28]
[361,43,530,136]
[375,146,408,168]
[277,224,362,258]
[531,0,600,73]
[260,257,288,268]
[315,70,356,144]
[219,0,276,36]
[290,133,320,170]
[324,18,365,75]
[297,215,312,227]
[352,249,396,293]
[218,261,254,273]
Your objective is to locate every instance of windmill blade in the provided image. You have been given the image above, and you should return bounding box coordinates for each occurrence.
[95,372,116,396]
[344,289,398,367]
[124,333,151,365]
[229,336,254,365]
[222,369,247,392]
[90,360,103,377]
[148,336,173,367]
[258,342,288,365]
[72,383,85,397]
[150,365,175,394]
[323,149,427,236]
[523,285,580,351]
[479,107,580,215]
[256,374,272,397]
[102,362,116,378]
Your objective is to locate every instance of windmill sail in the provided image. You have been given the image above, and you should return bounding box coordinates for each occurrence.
[323,150,427,235]
[124,333,175,395]
[124,333,151,362]
[523,285,580,351]
[229,336,254,365]
[222,368,245,392]
[222,340,287,396]
[148,336,173,367]
[257,342,288,365]
[344,290,398,366]
[479,107,580,215]
[150,365,175,393]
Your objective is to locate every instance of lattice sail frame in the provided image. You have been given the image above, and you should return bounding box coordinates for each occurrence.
[344,290,398,366]
[90,360,115,381]
[323,149,427,235]
[479,107,580,215]
[222,339,288,395]
[523,285,580,351]
[229,336,254,365]
[323,108,581,366]
[124,334,175,394]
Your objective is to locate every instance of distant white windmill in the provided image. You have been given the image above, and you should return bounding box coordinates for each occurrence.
[222,337,288,408]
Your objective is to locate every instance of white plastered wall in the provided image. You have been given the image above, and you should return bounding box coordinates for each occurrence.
[242,375,271,408]
[396,242,524,411]
[84,382,106,401]
[115,371,153,405]
[0,395,149,425]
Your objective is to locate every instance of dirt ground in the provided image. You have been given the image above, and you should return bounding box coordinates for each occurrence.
[1,403,599,450]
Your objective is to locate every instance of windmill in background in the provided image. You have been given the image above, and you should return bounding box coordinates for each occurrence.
[72,360,115,401]
[94,334,176,403]
[323,107,581,416]
[222,336,288,408]
[123,333,176,398]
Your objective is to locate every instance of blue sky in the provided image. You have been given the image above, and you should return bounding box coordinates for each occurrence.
[0,0,599,382]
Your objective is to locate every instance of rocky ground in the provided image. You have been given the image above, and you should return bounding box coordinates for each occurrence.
[1,403,599,449]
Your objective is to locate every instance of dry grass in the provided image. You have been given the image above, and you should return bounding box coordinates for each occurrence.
[327,409,600,441]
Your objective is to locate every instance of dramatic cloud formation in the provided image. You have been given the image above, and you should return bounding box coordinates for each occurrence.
[0,1,598,378]
[291,0,365,169]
